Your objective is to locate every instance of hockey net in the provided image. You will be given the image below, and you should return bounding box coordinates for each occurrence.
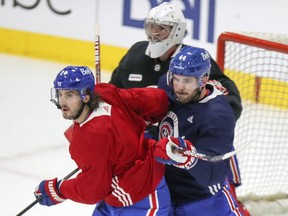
[217,32,288,215]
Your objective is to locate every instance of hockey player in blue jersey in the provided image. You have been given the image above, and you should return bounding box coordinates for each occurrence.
[156,45,242,216]
[109,3,249,214]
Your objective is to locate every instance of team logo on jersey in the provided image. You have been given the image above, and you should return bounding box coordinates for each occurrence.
[128,74,142,82]
[96,102,112,116]
[187,115,194,124]
[154,64,161,72]
[158,111,179,139]
[102,105,111,113]
[159,122,173,138]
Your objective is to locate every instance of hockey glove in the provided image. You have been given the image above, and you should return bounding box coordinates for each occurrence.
[155,137,198,169]
[34,178,66,206]
[171,137,198,170]
[207,80,228,95]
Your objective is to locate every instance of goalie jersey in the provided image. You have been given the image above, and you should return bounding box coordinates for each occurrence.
[109,41,242,120]
[158,75,236,203]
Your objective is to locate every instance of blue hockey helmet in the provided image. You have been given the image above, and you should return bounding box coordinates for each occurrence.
[169,46,211,87]
[53,66,95,96]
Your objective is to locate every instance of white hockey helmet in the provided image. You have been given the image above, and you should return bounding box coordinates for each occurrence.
[144,2,187,58]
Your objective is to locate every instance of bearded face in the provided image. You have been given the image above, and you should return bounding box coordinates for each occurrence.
[172,74,203,103]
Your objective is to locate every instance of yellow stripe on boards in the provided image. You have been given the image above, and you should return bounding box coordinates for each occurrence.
[225,69,288,110]
[0,27,128,73]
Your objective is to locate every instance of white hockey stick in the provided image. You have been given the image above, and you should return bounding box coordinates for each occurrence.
[172,137,251,163]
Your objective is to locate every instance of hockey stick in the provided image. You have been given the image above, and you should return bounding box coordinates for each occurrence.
[171,137,251,163]
[16,168,79,216]
[94,23,101,84]
[94,0,101,84]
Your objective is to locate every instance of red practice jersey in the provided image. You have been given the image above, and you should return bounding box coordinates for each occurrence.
[60,83,169,207]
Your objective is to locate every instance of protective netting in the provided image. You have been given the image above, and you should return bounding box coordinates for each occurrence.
[217,32,288,202]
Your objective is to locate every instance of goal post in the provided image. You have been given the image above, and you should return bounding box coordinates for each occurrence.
[217,32,288,108]
[216,32,288,215]
[217,32,288,71]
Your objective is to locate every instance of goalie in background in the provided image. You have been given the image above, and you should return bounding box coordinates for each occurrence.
[33,66,172,215]
[157,45,241,216]
[109,2,249,215]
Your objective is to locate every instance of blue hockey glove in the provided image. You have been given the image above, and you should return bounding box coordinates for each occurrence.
[34,178,66,206]
[155,137,198,169]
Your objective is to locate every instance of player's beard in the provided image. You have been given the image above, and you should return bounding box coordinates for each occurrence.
[61,103,85,120]
[175,88,201,103]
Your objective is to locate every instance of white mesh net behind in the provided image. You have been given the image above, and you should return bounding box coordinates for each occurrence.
[217,32,288,215]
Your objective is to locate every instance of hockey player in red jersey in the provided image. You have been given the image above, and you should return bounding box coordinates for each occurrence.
[33,66,171,215]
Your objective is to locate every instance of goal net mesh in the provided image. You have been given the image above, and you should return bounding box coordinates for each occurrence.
[217,32,288,215]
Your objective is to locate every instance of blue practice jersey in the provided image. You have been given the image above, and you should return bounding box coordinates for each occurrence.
[158,74,236,204]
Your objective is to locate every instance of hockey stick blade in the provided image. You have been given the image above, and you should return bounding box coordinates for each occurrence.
[16,168,79,216]
[172,141,251,163]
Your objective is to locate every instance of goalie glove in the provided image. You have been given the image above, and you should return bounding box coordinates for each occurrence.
[34,178,66,206]
[155,136,198,169]
[207,80,228,95]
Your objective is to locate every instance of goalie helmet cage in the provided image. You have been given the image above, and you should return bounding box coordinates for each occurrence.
[217,32,288,215]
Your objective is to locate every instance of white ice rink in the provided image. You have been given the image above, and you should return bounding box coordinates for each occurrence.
[1,54,288,216]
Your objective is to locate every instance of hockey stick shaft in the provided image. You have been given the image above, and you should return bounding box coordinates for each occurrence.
[172,141,251,163]
[16,168,79,216]
[94,23,101,84]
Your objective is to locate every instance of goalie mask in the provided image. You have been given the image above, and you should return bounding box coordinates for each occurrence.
[144,2,187,58]
[50,66,95,109]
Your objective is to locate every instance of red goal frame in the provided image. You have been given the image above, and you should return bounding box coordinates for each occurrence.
[217,32,288,71]
[216,32,288,102]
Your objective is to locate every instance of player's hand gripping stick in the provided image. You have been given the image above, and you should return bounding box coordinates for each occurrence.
[16,168,79,216]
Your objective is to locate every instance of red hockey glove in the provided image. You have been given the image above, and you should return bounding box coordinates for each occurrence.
[171,137,199,170]
[34,178,66,206]
[208,80,228,95]
[155,137,198,169]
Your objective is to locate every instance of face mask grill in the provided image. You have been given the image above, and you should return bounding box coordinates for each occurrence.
[144,22,174,43]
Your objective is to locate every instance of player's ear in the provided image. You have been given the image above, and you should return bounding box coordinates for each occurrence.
[83,95,90,103]
[201,75,209,86]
